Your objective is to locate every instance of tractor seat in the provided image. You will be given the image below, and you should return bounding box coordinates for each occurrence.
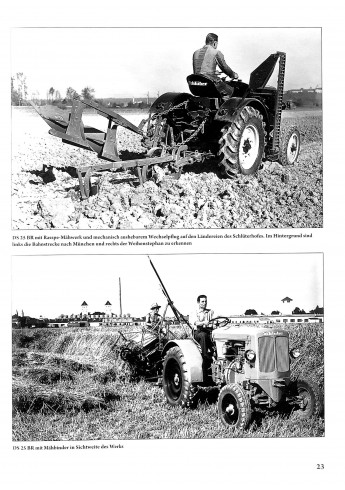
[187,74,221,98]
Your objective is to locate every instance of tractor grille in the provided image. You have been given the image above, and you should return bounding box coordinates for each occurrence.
[258,336,289,373]
[258,337,275,372]
[275,336,289,372]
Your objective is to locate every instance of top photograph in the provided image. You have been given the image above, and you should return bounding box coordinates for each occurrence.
[11,27,322,230]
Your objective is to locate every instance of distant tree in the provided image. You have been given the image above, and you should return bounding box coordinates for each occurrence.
[292,307,306,315]
[11,77,20,105]
[66,87,79,101]
[309,305,324,314]
[271,310,281,315]
[11,72,28,105]
[81,86,95,100]
[245,309,258,316]
[48,87,55,102]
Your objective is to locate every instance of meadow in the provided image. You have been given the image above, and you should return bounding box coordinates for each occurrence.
[12,322,324,441]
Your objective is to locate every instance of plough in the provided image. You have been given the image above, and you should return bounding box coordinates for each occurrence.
[30,97,201,199]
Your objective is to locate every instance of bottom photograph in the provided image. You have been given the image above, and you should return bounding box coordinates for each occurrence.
[12,253,324,440]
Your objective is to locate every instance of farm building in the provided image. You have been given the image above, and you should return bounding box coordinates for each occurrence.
[226,314,323,324]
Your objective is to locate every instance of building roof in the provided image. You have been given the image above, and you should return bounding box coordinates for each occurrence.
[105,301,112,305]
[81,301,88,306]
[281,297,293,302]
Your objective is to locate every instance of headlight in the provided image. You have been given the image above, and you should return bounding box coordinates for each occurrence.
[290,348,301,359]
[245,349,256,362]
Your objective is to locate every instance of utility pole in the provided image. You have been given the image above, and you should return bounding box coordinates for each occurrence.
[119,277,122,318]
[146,91,149,105]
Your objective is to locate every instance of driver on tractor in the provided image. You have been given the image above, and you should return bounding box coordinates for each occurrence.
[191,294,214,359]
[193,33,239,98]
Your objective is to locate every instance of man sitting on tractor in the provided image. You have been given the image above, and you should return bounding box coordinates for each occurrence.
[145,303,162,333]
[193,33,239,97]
[191,294,214,359]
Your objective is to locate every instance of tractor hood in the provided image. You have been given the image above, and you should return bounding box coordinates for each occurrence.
[212,324,286,341]
[249,52,282,91]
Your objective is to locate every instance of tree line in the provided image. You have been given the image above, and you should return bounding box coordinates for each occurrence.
[11,72,96,106]
[11,72,152,109]
[244,306,324,316]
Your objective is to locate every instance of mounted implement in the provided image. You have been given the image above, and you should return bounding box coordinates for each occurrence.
[32,51,300,199]
[117,256,192,380]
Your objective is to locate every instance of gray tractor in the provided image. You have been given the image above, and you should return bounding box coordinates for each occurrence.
[161,318,322,430]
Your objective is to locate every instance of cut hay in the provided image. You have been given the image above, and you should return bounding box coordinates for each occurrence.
[12,328,63,350]
[12,376,120,413]
[46,330,122,363]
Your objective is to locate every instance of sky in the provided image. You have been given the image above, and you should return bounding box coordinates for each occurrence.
[10,27,322,99]
[11,253,323,319]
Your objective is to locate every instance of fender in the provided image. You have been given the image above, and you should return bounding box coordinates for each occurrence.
[149,92,192,114]
[162,338,204,383]
[215,97,269,127]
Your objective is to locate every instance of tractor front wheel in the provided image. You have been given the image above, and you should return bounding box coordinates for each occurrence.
[217,384,252,430]
[293,378,323,419]
[162,346,197,408]
[279,125,301,166]
[219,106,265,177]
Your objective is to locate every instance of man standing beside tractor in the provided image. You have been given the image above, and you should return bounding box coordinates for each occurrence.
[193,32,239,97]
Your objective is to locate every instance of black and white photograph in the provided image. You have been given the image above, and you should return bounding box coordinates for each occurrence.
[11,27,322,230]
[12,253,324,440]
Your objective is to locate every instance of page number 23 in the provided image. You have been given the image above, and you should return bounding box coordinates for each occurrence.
[317,464,324,469]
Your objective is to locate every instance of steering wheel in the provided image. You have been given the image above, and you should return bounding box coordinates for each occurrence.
[207,316,230,328]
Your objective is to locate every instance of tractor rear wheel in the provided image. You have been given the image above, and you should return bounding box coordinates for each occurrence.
[219,106,265,177]
[279,125,301,166]
[217,384,252,430]
[294,378,323,419]
[162,346,197,408]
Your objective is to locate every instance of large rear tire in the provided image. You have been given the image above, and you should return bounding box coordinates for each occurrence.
[162,346,197,408]
[294,378,323,419]
[279,125,301,166]
[219,106,265,177]
[217,384,252,430]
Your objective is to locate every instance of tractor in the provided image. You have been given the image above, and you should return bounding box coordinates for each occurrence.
[143,51,300,178]
[31,51,300,199]
[119,258,323,430]
[161,319,322,430]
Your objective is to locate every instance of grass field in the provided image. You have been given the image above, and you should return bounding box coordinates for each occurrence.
[12,323,324,441]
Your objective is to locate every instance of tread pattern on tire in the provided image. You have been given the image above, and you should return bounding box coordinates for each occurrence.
[163,346,197,408]
[279,125,301,166]
[218,106,266,178]
[218,383,252,430]
[296,378,323,419]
